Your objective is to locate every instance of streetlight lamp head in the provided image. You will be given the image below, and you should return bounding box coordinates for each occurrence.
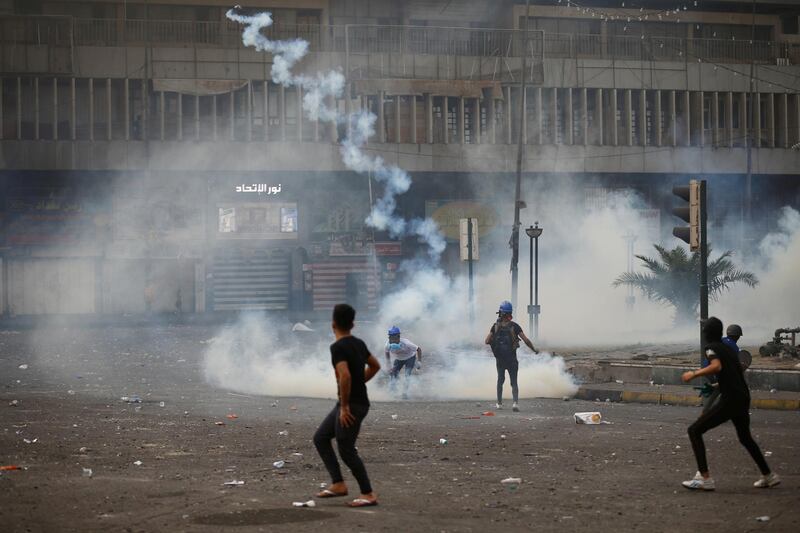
[526,222,543,239]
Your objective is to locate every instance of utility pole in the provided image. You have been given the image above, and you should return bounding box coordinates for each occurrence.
[745,0,755,241]
[510,0,530,310]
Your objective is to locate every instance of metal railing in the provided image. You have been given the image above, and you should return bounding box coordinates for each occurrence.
[2,15,798,66]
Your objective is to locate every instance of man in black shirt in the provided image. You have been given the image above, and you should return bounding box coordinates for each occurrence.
[681,317,780,491]
[313,303,381,507]
[484,300,538,412]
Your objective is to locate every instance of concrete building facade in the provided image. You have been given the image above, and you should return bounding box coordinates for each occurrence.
[0,0,799,316]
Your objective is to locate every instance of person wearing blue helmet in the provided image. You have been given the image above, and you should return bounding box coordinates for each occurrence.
[485,300,538,412]
[385,326,422,400]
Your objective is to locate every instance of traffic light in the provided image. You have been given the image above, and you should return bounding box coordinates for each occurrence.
[672,179,700,251]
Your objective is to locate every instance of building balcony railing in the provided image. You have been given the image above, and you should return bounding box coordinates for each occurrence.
[1,15,798,66]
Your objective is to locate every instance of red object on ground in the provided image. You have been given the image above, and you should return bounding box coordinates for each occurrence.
[482,411,495,416]
[0,465,22,471]
[226,414,238,419]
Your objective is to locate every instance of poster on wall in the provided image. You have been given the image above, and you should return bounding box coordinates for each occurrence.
[216,202,299,240]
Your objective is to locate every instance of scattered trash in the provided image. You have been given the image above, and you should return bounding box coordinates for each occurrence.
[769,388,777,393]
[133,460,143,466]
[79,447,89,453]
[439,438,448,445]
[291,453,303,458]
[120,396,142,404]
[82,468,93,478]
[278,430,289,436]
[223,480,245,486]
[482,411,495,417]
[18,364,28,370]
[9,400,19,407]
[319,482,327,489]
[574,412,604,425]
[159,402,165,408]
[615,380,624,384]
[675,445,681,449]
[0,465,22,471]
[755,516,770,522]
[22,438,38,444]
[290,406,298,411]
[764,451,773,457]
[391,414,398,420]
[270,402,278,407]
[214,421,226,426]
[500,435,507,440]
[501,477,522,485]
[67,390,76,395]
[562,396,570,401]
[273,460,285,469]
[226,414,238,420]
[292,500,316,508]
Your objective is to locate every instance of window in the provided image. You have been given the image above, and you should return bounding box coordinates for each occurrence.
[218,203,298,239]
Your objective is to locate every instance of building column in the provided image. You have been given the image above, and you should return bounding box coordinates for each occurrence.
[766,92,775,148]
[52,78,58,140]
[550,88,558,144]
[638,89,647,146]
[726,92,733,147]
[711,92,719,148]
[565,88,573,145]
[327,94,337,143]
[34,77,39,140]
[246,82,253,142]
[534,87,542,144]
[473,97,481,144]
[458,96,465,144]
[395,95,402,143]
[595,88,603,145]
[268,80,274,142]
[141,78,147,141]
[195,94,200,141]
[378,91,385,143]
[487,95,496,144]
[279,85,286,141]
[409,95,417,144]
[610,88,618,146]
[505,86,512,144]
[668,90,676,147]
[754,92,761,148]
[106,78,112,141]
[16,77,22,140]
[442,96,449,144]
[795,93,800,144]
[654,90,662,147]
[89,78,94,141]
[177,92,183,141]
[212,94,218,141]
[296,86,303,141]
[683,90,691,147]
[624,89,632,146]
[425,93,433,143]
[162,91,167,141]
[779,93,788,148]
[739,92,747,147]
[580,88,588,146]
[71,78,76,140]
[124,78,130,141]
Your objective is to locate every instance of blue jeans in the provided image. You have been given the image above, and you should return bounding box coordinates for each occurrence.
[389,356,416,395]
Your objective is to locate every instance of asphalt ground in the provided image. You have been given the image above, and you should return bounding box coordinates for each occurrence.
[0,325,798,532]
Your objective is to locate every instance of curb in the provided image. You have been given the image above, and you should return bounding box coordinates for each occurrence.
[575,387,800,411]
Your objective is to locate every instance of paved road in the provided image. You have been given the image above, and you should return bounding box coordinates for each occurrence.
[0,325,798,532]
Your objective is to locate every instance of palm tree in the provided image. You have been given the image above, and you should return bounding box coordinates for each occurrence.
[613,245,758,325]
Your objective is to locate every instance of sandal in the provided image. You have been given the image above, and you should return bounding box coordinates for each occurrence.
[317,488,348,498]
[347,498,378,507]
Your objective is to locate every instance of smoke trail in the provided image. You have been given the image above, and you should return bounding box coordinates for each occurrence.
[226,8,445,258]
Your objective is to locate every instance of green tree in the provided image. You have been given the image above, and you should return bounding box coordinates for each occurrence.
[613,245,758,325]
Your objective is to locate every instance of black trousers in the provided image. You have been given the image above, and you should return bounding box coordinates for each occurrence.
[313,402,372,494]
[496,357,519,404]
[688,397,771,476]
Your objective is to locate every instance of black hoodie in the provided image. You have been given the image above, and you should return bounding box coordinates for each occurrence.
[702,317,750,405]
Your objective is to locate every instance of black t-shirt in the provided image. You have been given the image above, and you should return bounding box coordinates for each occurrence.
[705,341,750,404]
[330,335,371,407]
[489,320,523,361]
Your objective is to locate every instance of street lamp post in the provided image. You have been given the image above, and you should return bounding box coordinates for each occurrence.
[525,222,543,340]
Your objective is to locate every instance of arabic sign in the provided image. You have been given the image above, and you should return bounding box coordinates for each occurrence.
[235,184,282,195]
[426,201,498,241]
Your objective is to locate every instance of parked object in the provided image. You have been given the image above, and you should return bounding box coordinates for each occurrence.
[759,328,800,358]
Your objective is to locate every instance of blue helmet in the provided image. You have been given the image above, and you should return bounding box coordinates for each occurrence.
[388,326,401,336]
[498,300,513,314]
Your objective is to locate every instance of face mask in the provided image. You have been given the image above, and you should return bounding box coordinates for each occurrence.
[388,343,402,351]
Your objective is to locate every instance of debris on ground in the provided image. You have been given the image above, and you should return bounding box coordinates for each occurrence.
[273,460,285,469]
[120,396,142,403]
[482,411,495,417]
[9,400,19,407]
[223,480,245,486]
[439,438,448,445]
[226,414,238,419]
[0,465,22,471]
[82,468,93,478]
[574,412,604,425]
[292,500,316,508]
[755,516,770,522]
[278,430,289,436]
[501,477,522,485]
[214,421,225,426]
[764,451,772,457]
[133,460,142,466]
[18,364,28,370]
[23,438,38,444]
[391,414,398,420]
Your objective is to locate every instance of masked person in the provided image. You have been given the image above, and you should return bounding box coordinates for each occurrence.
[484,301,539,412]
[385,326,422,400]
[681,317,779,491]
[313,304,381,507]
[702,323,744,413]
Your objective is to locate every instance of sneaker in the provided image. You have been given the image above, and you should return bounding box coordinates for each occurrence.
[512,402,520,412]
[682,477,715,491]
[754,473,780,488]
[495,403,503,410]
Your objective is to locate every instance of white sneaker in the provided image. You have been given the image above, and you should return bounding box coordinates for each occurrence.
[512,402,520,412]
[754,473,780,488]
[682,476,715,491]
[495,403,503,410]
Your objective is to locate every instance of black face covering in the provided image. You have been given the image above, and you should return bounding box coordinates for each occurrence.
[702,317,723,344]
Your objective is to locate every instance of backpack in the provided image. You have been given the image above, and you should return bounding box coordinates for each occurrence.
[490,320,518,359]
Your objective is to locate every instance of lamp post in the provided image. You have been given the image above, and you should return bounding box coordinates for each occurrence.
[525,222,543,340]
